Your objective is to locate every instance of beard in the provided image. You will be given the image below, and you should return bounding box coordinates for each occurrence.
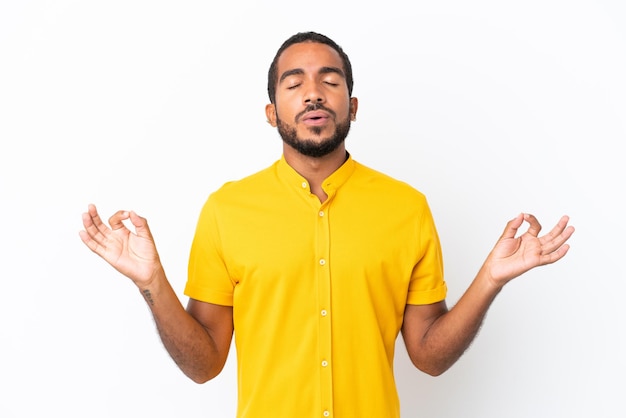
[276,104,352,158]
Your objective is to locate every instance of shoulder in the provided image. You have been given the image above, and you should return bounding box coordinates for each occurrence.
[351,160,428,205]
[208,160,280,202]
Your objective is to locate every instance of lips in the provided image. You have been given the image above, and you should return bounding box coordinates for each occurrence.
[301,110,331,125]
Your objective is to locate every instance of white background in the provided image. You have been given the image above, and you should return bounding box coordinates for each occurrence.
[1,1,625,417]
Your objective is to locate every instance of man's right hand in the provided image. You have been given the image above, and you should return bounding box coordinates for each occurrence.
[79,203,163,287]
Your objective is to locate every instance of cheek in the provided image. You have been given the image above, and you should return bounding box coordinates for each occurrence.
[274,98,298,121]
[333,104,352,121]
[329,95,352,115]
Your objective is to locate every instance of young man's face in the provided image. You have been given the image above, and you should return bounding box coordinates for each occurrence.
[266,42,358,158]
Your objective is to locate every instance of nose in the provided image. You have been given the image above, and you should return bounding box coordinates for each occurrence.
[303,81,325,105]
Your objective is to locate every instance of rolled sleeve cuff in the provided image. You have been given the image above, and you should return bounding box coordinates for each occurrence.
[406,282,447,305]
[184,283,234,307]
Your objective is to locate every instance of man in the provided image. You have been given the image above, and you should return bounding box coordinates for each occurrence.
[79,32,574,417]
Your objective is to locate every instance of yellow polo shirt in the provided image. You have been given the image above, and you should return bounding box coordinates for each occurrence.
[185,154,447,418]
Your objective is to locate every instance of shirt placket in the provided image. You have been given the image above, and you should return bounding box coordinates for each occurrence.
[316,200,333,418]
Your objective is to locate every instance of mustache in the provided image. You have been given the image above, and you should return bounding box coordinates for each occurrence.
[295,103,336,122]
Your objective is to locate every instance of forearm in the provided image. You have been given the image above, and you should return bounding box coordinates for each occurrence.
[405,265,503,376]
[80,205,230,382]
[138,270,225,383]
[404,213,574,376]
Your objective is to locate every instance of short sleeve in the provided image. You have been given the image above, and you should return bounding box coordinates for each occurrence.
[406,199,447,305]
[184,194,235,306]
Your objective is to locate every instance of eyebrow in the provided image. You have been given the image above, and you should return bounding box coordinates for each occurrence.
[279,66,345,84]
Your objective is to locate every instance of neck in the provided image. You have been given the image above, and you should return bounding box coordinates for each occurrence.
[283,144,347,202]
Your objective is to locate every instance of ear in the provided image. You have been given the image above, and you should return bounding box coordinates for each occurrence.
[265,103,277,127]
[349,97,359,121]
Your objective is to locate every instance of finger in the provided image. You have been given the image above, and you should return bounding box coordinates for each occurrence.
[78,228,109,257]
[539,216,572,245]
[108,210,130,231]
[540,242,571,265]
[523,213,542,237]
[78,228,95,250]
[79,214,108,255]
[539,216,575,255]
[81,205,109,242]
[547,215,571,238]
[82,204,101,229]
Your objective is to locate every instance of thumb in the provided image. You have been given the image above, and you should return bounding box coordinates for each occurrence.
[128,210,154,239]
[500,213,524,240]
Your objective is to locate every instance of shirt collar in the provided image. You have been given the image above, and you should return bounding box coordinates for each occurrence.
[276,152,356,196]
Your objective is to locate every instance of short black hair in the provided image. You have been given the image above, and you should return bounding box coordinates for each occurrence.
[267,32,354,104]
